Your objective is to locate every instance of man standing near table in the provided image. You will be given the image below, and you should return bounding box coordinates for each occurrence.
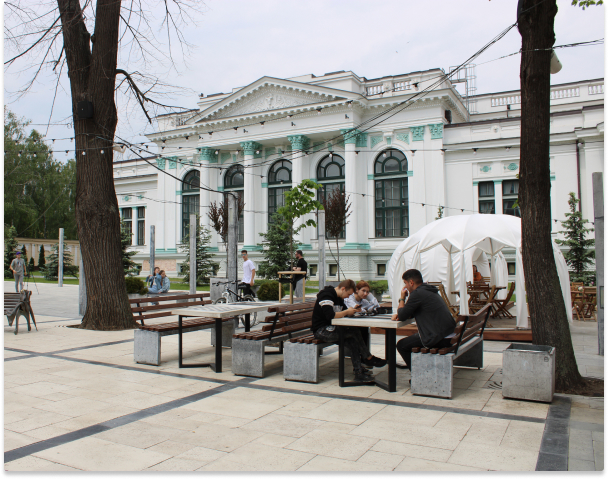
[292,250,307,299]
[240,250,256,297]
[312,279,386,382]
[392,269,456,371]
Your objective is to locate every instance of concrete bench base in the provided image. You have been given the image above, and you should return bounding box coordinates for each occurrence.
[284,341,334,383]
[134,320,235,366]
[411,337,483,399]
[231,330,311,378]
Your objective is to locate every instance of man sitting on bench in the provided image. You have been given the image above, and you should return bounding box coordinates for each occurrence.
[392,269,456,372]
[312,279,386,382]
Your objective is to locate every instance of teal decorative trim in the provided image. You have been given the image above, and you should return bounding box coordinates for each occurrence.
[411,126,425,141]
[313,142,324,152]
[386,137,392,146]
[506,162,519,171]
[493,179,503,184]
[428,123,444,139]
[265,147,276,159]
[137,195,144,200]
[406,170,414,177]
[481,165,492,173]
[254,150,262,159]
[123,196,130,202]
[371,136,383,148]
[327,143,333,152]
[243,245,263,251]
[550,175,556,181]
[220,152,231,163]
[155,248,165,253]
[340,129,360,145]
[396,132,410,144]
[356,132,368,148]
[261,182,268,188]
[209,247,219,252]
[287,135,310,150]
[299,244,313,250]
[367,174,375,180]
[156,158,166,170]
[217,186,224,192]
[199,147,216,162]
[473,181,479,186]
[240,141,262,156]
[168,157,177,169]
[232,154,238,162]
[176,190,182,195]
[342,243,371,250]
[165,248,177,254]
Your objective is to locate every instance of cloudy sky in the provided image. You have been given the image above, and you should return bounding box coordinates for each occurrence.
[4,0,605,160]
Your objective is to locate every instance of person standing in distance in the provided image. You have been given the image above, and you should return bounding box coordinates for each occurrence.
[10,250,26,293]
[240,250,256,297]
[292,250,307,299]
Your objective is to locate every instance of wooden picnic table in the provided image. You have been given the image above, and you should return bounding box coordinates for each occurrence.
[171,301,281,371]
[277,271,307,304]
[332,314,408,393]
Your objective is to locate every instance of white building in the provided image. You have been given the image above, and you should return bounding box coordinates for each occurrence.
[113,69,604,280]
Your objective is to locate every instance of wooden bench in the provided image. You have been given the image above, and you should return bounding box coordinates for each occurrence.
[283,332,335,383]
[410,304,492,399]
[231,301,316,378]
[4,291,37,335]
[132,292,236,366]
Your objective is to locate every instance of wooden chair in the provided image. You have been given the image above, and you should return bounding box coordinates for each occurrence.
[428,282,460,320]
[470,285,497,314]
[491,282,515,318]
[581,287,597,321]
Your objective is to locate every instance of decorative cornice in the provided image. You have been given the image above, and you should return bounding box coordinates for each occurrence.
[428,123,444,139]
[287,135,310,151]
[240,141,262,156]
[411,126,425,141]
[220,152,231,163]
[340,128,360,145]
[265,147,276,159]
[396,132,410,144]
[199,147,216,163]
[156,158,166,170]
[261,183,268,188]
[168,157,177,169]
[356,132,368,148]
[371,136,383,148]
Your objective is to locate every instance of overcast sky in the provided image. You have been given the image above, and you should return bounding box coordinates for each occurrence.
[3,0,605,161]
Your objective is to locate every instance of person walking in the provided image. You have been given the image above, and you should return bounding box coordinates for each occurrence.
[240,250,256,297]
[292,250,307,300]
[10,251,26,293]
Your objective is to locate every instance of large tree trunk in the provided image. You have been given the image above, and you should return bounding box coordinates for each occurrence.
[518,0,582,390]
[58,0,137,330]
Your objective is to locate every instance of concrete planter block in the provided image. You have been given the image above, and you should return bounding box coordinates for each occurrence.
[284,341,322,383]
[231,339,266,377]
[502,343,555,403]
[210,320,235,348]
[411,352,454,398]
[134,329,161,365]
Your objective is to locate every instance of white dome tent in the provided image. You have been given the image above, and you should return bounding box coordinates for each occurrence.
[387,214,572,328]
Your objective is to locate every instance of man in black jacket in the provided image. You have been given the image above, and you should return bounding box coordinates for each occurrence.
[312,279,386,382]
[392,269,456,370]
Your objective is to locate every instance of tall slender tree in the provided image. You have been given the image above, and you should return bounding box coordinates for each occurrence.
[321,188,352,281]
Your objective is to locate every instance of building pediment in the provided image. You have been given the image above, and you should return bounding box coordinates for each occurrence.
[190,77,352,124]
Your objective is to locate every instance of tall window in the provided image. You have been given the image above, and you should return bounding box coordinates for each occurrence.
[503,180,520,217]
[224,164,244,242]
[268,159,292,223]
[374,149,409,238]
[317,154,345,239]
[182,169,200,240]
[137,207,145,246]
[121,208,132,244]
[478,181,495,214]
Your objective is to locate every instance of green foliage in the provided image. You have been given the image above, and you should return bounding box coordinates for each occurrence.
[4,226,18,279]
[38,244,46,268]
[257,281,280,301]
[257,213,301,280]
[178,217,219,286]
[321,187,351,281]
[435,206,444,220]
[41,243,79,280]
[367,280,388,299]
[555,192,595,284]
[120,220,140,276]
[28,256,35,272]
[4,109,78,240]
[571,0,603,9]
[125,276,148,295]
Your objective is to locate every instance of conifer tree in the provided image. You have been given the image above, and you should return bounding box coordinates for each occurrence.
[41,243,79,280]
[120,220,139,276]
[4,226,18,279]
[257,213,302,280]
[178,217,219,286]
[38,244,46,269]
[555,192,595,284]
[28,256,35,273]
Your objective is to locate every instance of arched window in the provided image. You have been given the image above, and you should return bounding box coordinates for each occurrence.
[317,154,345,239]
[224,165,244,242]
[268,160,292,223]
[182,169,200,240]
[374,149,409,238]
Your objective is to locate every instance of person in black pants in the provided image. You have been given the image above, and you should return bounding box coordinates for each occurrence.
[292,250,307,299]
[312,279,387,382]
[392,269,456,372]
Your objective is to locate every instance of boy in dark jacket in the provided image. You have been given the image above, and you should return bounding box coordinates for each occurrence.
[392,269,456,370]
[312,279,386,382]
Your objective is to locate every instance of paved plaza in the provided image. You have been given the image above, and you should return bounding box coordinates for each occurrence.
[4,283,604,472]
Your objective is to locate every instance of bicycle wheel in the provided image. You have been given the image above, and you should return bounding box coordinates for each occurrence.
[213,297,227,305]
[239,294,259,327]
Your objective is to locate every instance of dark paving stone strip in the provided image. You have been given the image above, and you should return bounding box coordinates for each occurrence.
[4,380,249,463]
[6,339,134,358]
[536,395,571,471]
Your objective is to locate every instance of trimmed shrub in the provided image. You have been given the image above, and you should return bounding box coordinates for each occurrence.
[257,281,280,301]
[126,276,148,295]
[367,280,388,299]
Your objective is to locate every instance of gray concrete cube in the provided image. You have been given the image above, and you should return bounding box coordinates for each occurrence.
[502,343,555,403]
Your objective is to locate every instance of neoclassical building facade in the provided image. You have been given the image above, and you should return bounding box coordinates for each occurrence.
[113,69,604,280]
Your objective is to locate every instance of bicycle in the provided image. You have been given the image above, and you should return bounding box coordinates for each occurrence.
[213,280,259,328]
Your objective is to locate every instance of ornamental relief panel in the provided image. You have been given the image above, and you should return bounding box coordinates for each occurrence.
[208,86,340,120]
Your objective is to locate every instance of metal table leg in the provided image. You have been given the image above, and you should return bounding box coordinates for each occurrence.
[178,314,222,371]
[245,313,250,333]
[338,326,375,388]
[374,328,397,392]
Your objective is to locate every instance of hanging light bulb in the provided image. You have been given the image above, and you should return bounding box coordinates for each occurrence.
[101,150,105,154]
[383,152,387,158]
[260,122,264,128]
[162,140,166,144]
[255,150,260,155]
[215,150,219,155]
[505,146,511,151]
[355,151,359,155]
[209,131,213,137]
[18,151,22,157]
[440,149,446,155]
[411,150,416,156]
[473,148,477,155]
[70,137,74,142]
[82,151,86,156]
[234,127,238,134]
[185,136,189,140]
[317,109,322,115]
[329,153,333,159]
[347,100,353,108]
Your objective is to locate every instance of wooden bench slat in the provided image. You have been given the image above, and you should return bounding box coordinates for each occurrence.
[128,292,210,304]
[267,302,315,313]
[131,299,212,313]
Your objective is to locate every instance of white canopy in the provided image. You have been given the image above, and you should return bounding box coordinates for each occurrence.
[387,214,573,327]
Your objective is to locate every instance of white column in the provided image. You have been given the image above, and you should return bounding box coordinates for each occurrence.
[156,157,167,250]
[132,207,138,245]
[428,124,446,216]
[240,141,262,249]
[199,148,213,232]
[344,142,359,246]
[409,126,426,233]
[288,136,309,245]
[494,179,503,215]
[473,181,480,213]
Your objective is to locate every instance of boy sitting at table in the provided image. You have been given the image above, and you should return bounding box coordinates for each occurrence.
[312,279,387,382]
[392,269,456,373]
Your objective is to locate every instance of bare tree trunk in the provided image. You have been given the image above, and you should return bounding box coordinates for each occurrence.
[336,238,340,282]
[518,0,582,390]
[58,0,137,330]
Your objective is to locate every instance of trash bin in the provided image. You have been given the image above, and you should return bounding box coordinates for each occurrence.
[502,343,555,402]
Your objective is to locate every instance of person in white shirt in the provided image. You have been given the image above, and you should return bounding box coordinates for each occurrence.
[344,280,380,314]
[240,249,256,297]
